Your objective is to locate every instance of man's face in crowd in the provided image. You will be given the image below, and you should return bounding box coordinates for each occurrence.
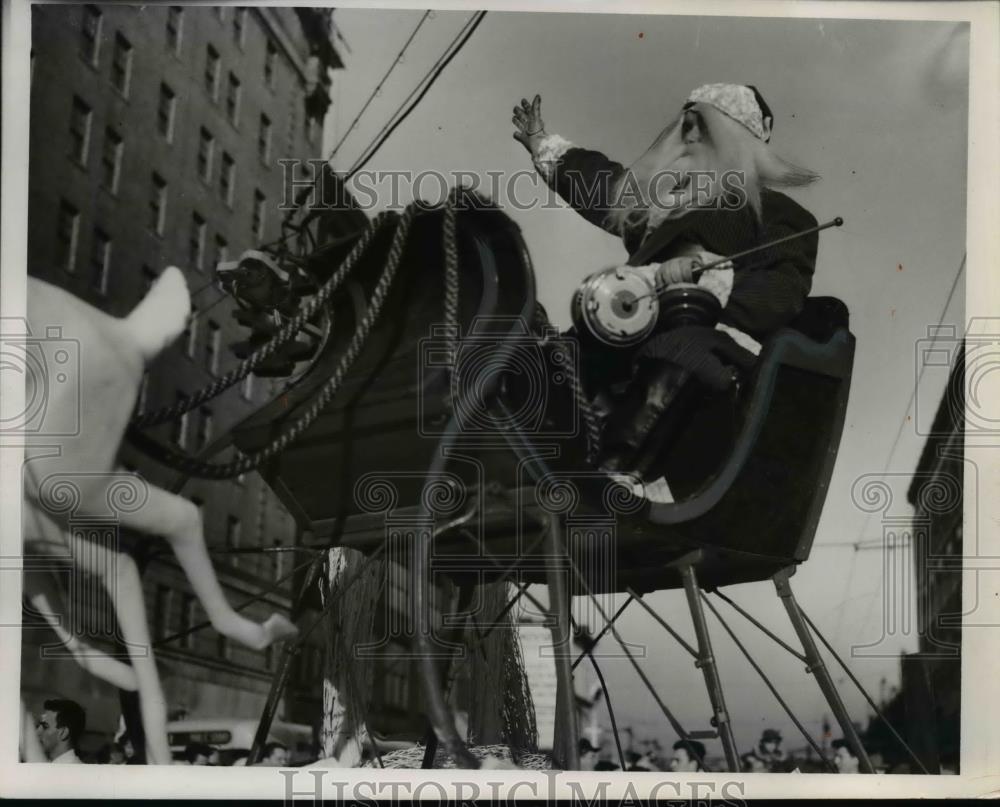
[35,710,66,757]
[191,752,210,766]
[834,746,859,774]
[669,748,699,772]
[265,747,289,766]
[762,739,779,754]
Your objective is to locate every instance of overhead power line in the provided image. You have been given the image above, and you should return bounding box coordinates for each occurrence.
[830,252,966,645]
[344,10,488,180]
[327,10,433,164]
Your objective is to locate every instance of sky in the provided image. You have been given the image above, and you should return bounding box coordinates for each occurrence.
[323,8,970,756]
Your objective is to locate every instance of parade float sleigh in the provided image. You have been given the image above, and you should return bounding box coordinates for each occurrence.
[117,189,927,773]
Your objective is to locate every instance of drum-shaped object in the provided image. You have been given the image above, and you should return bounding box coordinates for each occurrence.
[571,266,659,347]
[656,282,723,329]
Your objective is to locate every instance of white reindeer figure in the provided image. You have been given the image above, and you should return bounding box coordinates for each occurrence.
[20,268,297,764]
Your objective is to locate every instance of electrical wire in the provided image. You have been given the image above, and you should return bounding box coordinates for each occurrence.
[327,10,432,164]
[830,253,966,645]
[344,11,488,181]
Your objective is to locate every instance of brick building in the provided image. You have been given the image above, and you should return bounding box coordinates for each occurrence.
[863,343,963,773]
[22,4,344,752]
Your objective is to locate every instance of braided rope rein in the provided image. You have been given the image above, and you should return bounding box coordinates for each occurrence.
[126,204,418,479]
[131,212,394,429]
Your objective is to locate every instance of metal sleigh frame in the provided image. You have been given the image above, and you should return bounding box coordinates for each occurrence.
[144,200,926,773]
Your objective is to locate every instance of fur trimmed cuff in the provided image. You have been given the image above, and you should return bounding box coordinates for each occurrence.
[715,322,762,356]
[531,133,575,181]
[697,265,734,308]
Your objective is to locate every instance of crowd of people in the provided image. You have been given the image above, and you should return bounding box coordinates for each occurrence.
[578,728,869,774]
[24,697,303,767]
[27,696,874,774]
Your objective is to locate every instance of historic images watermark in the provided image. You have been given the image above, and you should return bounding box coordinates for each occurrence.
[279,158,752,215]
[0,318,82,438]
[847,319,1000,659]
[279,768,749,805]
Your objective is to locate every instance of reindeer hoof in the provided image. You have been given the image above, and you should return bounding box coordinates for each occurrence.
[261,613,298,647]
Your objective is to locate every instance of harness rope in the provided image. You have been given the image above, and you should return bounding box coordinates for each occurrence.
[126,204,417,479]
[129,190,601,477]
[130,212,393,429]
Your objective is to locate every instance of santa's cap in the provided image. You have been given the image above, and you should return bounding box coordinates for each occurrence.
[684,83,773,141]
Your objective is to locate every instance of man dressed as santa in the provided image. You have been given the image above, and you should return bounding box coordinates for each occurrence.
[514,84,821,500]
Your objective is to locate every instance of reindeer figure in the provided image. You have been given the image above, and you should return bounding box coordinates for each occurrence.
[21,268,297,764]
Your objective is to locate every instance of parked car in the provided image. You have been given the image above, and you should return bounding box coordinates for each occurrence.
[166,718,314,766]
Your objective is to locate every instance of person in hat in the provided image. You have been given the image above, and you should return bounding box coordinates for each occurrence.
[668,739,707,772]
[757,727,795,772]
[513,86,820,498]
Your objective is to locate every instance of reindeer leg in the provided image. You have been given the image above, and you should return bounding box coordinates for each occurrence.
[23,567,139,691]
[63,533,173,765]
[114,481,297,650]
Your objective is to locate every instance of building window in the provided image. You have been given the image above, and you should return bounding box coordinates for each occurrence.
[252,190,265,240]
[141,264,158,295]
[226,515,241,548]
[166,6,183,54]
[157,83,176,141]
[197,407,213,450]
[232,7,246,48]
[217,635,231,661]
[197,128,214,181]
[153,585,173,640]
[149,173,167,235]
[56,200,80,273]
[273,538,284,581]
[226,73,241,125]
[204,44,220,100]
[219,152,235,205]
[100,129,123,193]
[205,320,221,375]
[111,32,133,96]
[257,114,271,164]
[189,212,206,271]
[240,373,253,401]
[179,593,195,650]
[69,96,92,165]
[90,228,111,294]
[214,234,229,269]
[135,371,150,415]
[172,393,189,448]
[80,5,102,66]
[184,305,199,358]
[264,39,277,87]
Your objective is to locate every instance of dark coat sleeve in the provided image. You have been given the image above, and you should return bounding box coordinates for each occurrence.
[543,146,627,236]
[720,194,818,338]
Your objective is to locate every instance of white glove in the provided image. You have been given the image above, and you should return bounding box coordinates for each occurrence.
[655,256,699,287]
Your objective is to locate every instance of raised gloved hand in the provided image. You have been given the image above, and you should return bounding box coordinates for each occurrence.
[512,94,546,153]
